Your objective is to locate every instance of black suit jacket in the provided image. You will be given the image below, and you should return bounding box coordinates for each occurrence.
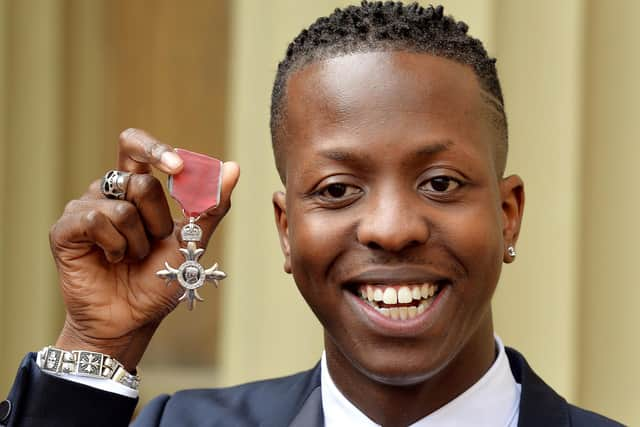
[1,347,623,427]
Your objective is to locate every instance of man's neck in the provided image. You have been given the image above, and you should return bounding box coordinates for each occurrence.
[324,322,496,427]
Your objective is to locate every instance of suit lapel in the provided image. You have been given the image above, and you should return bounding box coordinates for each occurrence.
[259,363,323,427]
[289,386,323,427]
[506,347,571,427]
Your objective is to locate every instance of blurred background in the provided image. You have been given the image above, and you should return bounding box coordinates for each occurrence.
[0,0,638,424]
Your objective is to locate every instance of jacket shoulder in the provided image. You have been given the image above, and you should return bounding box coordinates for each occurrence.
[567,405,625,427]
[172,367,317,407]
[505,347,624,427]
[135,365,321,427]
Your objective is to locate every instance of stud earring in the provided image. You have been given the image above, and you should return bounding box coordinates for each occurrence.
[507,246,517,258]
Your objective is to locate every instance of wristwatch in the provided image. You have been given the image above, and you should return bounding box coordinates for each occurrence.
[36,346,140,390]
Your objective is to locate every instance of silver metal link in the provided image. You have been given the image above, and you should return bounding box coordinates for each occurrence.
[36,346,140,391]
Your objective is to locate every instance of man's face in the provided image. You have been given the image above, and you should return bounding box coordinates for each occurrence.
[273,51,523,387]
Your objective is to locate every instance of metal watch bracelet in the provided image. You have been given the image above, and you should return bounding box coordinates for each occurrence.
[36,346,140,390]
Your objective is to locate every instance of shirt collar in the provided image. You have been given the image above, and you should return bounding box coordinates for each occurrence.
[321,335,521,427]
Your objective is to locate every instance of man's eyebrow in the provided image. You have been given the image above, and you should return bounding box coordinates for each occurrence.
[312,141,452,174]
[319,141,451,163]
[401,140,453,168]
[412,141,453,158]
[318,149,372,163]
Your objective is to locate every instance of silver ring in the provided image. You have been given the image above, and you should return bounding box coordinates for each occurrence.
[101,170,131,200]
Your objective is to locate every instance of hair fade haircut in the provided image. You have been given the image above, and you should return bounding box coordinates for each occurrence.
[270,1,508,182]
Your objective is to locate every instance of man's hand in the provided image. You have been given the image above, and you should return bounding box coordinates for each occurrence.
[49,129,240,371]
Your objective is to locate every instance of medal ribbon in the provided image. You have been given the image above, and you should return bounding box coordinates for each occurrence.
[168,149,222,218]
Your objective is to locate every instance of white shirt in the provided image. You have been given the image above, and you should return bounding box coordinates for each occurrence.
[321,336,521,427]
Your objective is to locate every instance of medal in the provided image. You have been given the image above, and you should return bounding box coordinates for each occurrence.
[156,149,226,310]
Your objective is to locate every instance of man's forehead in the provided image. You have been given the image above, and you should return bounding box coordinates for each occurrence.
[284,52,486,148]
[286,51,483,117]
[280,51,504,176]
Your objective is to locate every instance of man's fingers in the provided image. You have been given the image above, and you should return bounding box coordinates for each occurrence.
[79,174,174,240]
[82,210,128,263]
[125,174,174,240]
[53,200,151,262]
[192,161,241,242]
[118,128,183,175]
[52,205,127,263]
[72,153,238,260]
[108,201,151,261]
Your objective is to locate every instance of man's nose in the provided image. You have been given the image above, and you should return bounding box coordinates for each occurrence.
[356,188,429,252]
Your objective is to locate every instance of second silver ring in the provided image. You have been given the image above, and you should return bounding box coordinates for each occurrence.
[101,170,131,200]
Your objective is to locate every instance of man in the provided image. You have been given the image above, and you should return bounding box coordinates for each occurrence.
[0,2,623,426]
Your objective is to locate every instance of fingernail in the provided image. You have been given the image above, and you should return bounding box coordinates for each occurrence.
[120,128,137,139]
[161,151,183,170]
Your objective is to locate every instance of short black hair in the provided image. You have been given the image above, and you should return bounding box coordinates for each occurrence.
[270,1,507,181]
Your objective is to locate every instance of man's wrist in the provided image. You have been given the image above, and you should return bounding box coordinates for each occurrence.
[55,323,148,372]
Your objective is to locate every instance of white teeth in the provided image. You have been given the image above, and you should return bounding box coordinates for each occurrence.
[421,284,430,299]
[397,286,412,304]
[383,287,398,304]
[362,282,444,320]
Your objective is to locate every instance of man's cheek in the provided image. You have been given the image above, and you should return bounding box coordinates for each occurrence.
[290,215,337,275]
[446,212,502,271]
[296,212,344,249]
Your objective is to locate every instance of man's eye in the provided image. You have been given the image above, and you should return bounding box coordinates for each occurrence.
[318,183,360,199]
[421,176,461,193]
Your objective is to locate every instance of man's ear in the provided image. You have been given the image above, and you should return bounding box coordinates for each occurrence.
[500,175,525,263]
[273,191,292,274]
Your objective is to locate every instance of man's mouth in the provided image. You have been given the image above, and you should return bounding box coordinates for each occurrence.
[354,283,443,320]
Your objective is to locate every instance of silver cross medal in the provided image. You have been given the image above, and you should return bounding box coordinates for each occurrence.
[156,218,226,310]
[155,148,226,310]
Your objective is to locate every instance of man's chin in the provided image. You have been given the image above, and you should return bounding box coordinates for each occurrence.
[349,352,453,388]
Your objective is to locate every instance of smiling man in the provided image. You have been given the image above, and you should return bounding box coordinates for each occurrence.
[272,47,517,425]
[0,2,623,427]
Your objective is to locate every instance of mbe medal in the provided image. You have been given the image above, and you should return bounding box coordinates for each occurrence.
[156,149,225,310]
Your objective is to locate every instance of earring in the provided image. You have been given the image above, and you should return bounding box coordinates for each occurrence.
[507,246,517,258]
